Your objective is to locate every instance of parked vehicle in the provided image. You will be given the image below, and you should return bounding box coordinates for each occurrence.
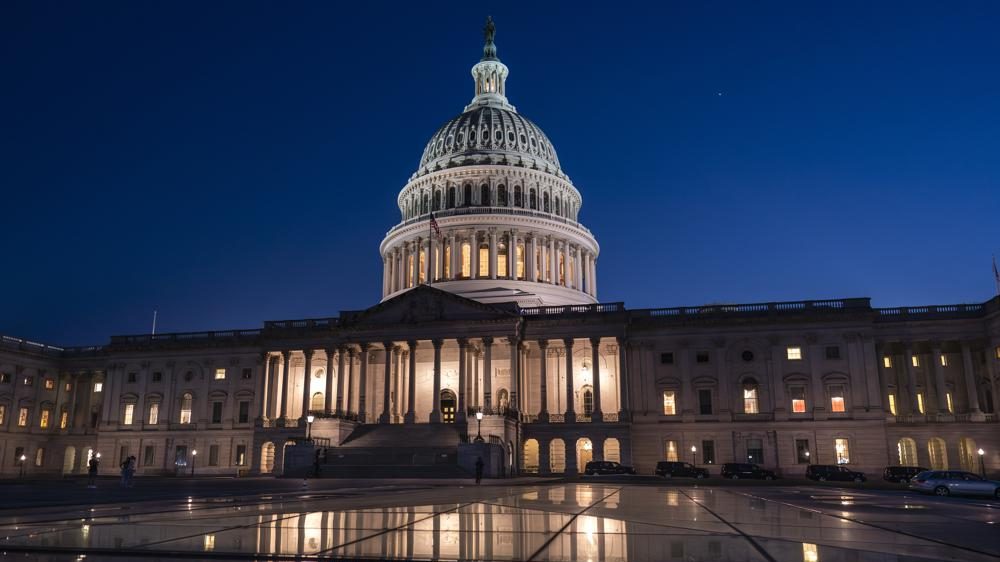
[806,464,866,483]
[909,471,1000,498]
[882,465,928,484]
[655,461,709,479]
[584,461,637,476]
[721,463,776,480]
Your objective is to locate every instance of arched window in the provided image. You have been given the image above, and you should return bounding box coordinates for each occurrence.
[959,437,978,471]
[516,242,525,279]
[513,185,522,207]
[432,190,441,211]
[421,193,429,215]
[480,184,490,206]
[478,243,489,277]
[549,439,566,473]
[460,242,471,277]
[497,185,508,206]
[311,392,324,412]
[523,439,540,473]
[743,378,759,414]
[897,437,917,465]
[497,388,509,411]
[529,188,537,209]
[463,184,472,206]
[582,385,594,416]
[928,437,948,470]
[555,196,562,216]
[447,187,456,208]
[180,393,193,425]
[543,192,550,212]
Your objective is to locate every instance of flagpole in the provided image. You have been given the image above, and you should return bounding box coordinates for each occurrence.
[428,214,433,286]
[993,255,1000,297]
[151,310,158,335]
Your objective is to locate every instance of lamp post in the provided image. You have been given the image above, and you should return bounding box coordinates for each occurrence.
[306,414,315,441]
[805,450,811,464]
[474,411,484,443]
[19,454,26,478]
[691,445,697,465]
[978,448,986,478]
[191,449,197,477]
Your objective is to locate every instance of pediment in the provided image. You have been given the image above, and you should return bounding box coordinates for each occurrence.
[342,285,519,327]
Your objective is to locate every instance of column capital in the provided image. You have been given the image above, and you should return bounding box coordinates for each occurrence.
[407,340,419,350]
[482,336,494,346]
[302,349,315,359]
[392,345,401,357]
[537,339,549,349]
[324,347,337,357]
[457,338,469,348]
[615,335,627,345]
[347,347,357,358]
[358,342,371,352]
[589,336,602,346]
[563,337,575,348]
[382,341,395,351]
[431,339,444,349]
[281,350,291,360]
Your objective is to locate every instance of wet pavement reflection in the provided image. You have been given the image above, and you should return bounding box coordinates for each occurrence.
[0,482,997,561]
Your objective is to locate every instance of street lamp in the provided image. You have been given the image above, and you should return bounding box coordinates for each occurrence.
[474,411,484,443]
[691,445,697,465]
[19,454,26,478]
[805,450,811,464]
[191,449,197,476]
[978,448,986,478]
[306,414,315,441]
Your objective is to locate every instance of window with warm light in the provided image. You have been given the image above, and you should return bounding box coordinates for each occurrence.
[64,382,72,392]
[443,245,451,278]
[516,243,525,279]
[888,393,897,415]
[946,393,954,414]
[917,393,925,414]
[665,440,678,461]
[18,407,29,427]
[803,543,819,562]
[123,404,134,425]
[417,249,426,283]
[743,380,759,414]
[0,405,5,425]
[460,242,471,277]
[883,356,892,368]
[829,385,846,413]
[39,408,51,429]
[786,346,802,360]
[497,243,508,277]
[94,382,103,393]
[790,387,806,413]
[834,438,850,464]
[35,448,44,467]
[59,409,68,429]
[148,403,159,425]
[214,368,226,380]
[662,390,676,415]
[43,379,55,390]
[940,354,948,367]
[996,346,1000,360]
[235,444,247,466]
[478,244,489,277]
[180,393,193,424]
[23,376,33,387]
[911,355,920,367]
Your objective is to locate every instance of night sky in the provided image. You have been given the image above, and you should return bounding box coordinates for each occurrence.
[3,2,998,345]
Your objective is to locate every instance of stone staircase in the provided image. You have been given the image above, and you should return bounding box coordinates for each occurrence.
[320,423,470,478]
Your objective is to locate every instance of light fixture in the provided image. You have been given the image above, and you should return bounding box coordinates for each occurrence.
[307,414,315,424]
[691,445,697,453]
[979,448,985,456]
[475,411,483,421]
[192,449,197,456]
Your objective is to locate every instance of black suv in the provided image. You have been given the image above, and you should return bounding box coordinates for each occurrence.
[883,465,928,484]
[584,461,637,476]
[655,461,709,479]
[721,463,776,480]
[806,464,866,482]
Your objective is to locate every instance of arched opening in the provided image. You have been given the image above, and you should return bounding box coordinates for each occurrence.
[523,439,539,473]
[497,185,508,206]
[604,438,621,463]
[516,242,525,280]
[529,188,537,209]
[421,193,429,215]
[742,378,760,414]
[461,242,471,277]
[897,437,917,466]
[928,437,948,470]
[513,185,522,207]
[576,438,593,473]
[261,442,275,474]
[581,385,594,416]
[496,388,509,411]
[311,392,324,412]
[480,184,490,206]
[463,184,472,207]
[62,446,76,475]
[447,187,456,208]
[959,437,978,472]
[180,392,193,424]
[440,389,457,423]
[432,190,441,211]
[549,439,566,473]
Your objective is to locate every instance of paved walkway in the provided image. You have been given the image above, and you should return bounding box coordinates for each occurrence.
[0,481,996,561]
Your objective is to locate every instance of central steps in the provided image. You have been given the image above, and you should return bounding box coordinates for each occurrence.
[320,423,470,478]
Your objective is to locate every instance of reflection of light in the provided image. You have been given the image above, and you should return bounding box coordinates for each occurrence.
[803,542,818,562]
[583,441,592,451]
[204,534,215,551]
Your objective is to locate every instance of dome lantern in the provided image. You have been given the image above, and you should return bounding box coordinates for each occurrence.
[466,17,515,113]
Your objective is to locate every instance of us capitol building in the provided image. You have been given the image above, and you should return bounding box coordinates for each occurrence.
[2,21,998,480]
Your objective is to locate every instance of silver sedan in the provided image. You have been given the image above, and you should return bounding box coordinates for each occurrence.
[909,470,1000,498]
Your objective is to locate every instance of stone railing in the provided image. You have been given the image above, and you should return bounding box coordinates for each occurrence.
[548,413,565,423]
[520,302,625,316]
[110,329,261,347]
[263,317,339,331]
[602,412,620,423]
[875,303,986,321]
[636,298,871,319]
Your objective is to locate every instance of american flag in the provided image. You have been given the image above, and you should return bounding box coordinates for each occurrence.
[429,212,441,238]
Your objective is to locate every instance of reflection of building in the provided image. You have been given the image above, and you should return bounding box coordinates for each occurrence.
[0,19,998,480]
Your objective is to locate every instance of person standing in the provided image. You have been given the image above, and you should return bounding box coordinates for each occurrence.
[87,455,99,488]
[125,456,136,488]
[475,456,484,485]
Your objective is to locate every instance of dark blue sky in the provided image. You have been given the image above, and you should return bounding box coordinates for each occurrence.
[2,2,998,345]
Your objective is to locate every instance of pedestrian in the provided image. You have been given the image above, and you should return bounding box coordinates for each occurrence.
[313,449,322,478]
[475,456,484,485]
[87,455,99,488]
[125,456,136,487]
[119,457,129,487]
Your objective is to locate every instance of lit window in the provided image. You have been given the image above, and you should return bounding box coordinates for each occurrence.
[665,440,678,462]
[460,242,471,277]
[996,346,1000,360]
[59,410,68,429]
[0,405,5,425]
[946,393,954,414]
[786,347,802,360]
[662,391,676,415]
[204,534,215,551]
[123,404,134,425]
[743,380,759,414]
[44,379,55,390]
[34,448,44,467]
[64,382,72,392]
[39,409,51,429]
[516,243,525,279]
[790,387,806,413]
[917,393,925,414]
[418,248,426,283]
[94,382,103,393]
[940,354,948,367]
[23,376,33,387]
[235,444,247,466]
[478,244,489,277]
[888,393,897,415]
[829,385,846,413]
[148,403,159,425]
[17,407,29,427]
[497,244,508,277]
[803,543,818,562]
[883,356,892,369]
[834,438,850,464]
[180,393,193,424]
[214,368,226,380]
[911,355,920,367]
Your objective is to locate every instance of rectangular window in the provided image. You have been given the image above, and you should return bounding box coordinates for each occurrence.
[695,352,710,363]
[0,405,5,425]
[123,404,134,425]
[834,438,850,464]
[946,393,954,414]
[209,444,220,466]
[18,407,29,427]
[939,354,948,367]
[829,385,846,413]
[888,393,897,415]
[660,352,674,364]
[443,245,451,278]
[883,356,892,369]
[796,439,811,464]
[238,401,250,423]
[235,444,247,466]
[241,368,252,380]
[911,355,920,367]
[460,242,471,277]
[478,246,489,277]
[743,387,759,414]
[212,402,223,424]
[94,382,103,393]
[148,403,159,425]
[64,382,72,392]
[152,371,162,382]
[143,445,154,467]
[35,448,44,467]
[44,378,55,390]
[127,372,137,383]
[60,409,68,429]
[917,393,925,414]
[664,440,678,462]
[787,346,802,360]
[662,391,676,415]
[120,445,128,464]
[746,439,763,463]
[180,404,192,425]
[214,368,226,380]
[790,387,806,413]
[825,346,841,360]
[702,440,715,464]
[698,389,713,415]
[0,373,9,384]
[516,243,525,279]
[39,409,51,429]
[23,376,33,387]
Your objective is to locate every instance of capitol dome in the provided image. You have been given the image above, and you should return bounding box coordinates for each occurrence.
[379,18,599,308]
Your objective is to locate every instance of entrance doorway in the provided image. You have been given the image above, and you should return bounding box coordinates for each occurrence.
[441,390,457,423]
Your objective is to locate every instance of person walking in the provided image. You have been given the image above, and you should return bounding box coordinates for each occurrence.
[475,456,484,485]
[87,455,99,488]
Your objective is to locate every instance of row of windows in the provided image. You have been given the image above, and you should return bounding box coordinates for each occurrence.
[122,396,252,426]
[0,404,70,429]
[897,436,981,471]
[403,183,578,221]
[661,384,848,416]
[663,438,852,465]
[122,443,248,468]
[660,346,839,365]
[125,368,253,384]
[886,392,955,415]
[0,374,69,391]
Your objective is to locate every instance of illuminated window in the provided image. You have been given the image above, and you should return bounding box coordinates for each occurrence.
[946,393,954,414]
[888,393,897,415]
[786,347,802,360]
[803,543,818,562]
[44,379,55,390]
[64,382,72,392]
[0,373,8,384]
[18,407,29,427]
[40,408,51,429]
[478,244,489,277]
[204,534,215,551]
[180,393,193,424]
[406,254,414,287]
[460,242,471,277]
[418,249,426,284]
[917,393,925,414]
[790,387,806,413]
[235,444,247,466]
[665,440,678,462]
[214,368,226,380]
[34,448,44,467]
[123,404,134,425]
[940,354,948,367]
[662,391,676,415]
[883,356,892,369]
[742,379,759,414]
[559,254,565,285]
[996,346,1000,360]
[59,409,68,429]
[0,405,5,425]
[516,243,525,279]
[829,385,846,413]
[796,439,811,463]
[443,245,451,278]
[497,243,508,277]
[94,382,103,393]
[148,403,159,425]
[834,438,850,464]
[897,438,917,465]
[911,355,920,367]
[23,376,33,386]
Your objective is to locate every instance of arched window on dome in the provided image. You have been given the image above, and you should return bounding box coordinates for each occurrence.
[432,190,441,211]
[497,185,508,207]
[516,241,526,280]
[555,196,562,217]
[447,187,456,209]
[460,242,471,278]
[463,184,472,207]
[514,186,522,207]
[529,189,537,210]
[497,243,508,277]
[480,184,490,206]
[543,192,550,213]
[478,242,489,277]
[421,193,429,215]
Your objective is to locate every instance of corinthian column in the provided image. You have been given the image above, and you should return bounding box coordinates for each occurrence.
[564,338,575,422]
[457,339,468,423]
[380,342,393,423]
[300,349,313,420]
[405,341,418,423]
[590,337,602,421]
[538,340,549,421]
[430,339,443,423]
[358,343,370,421]
[482,337,494,412]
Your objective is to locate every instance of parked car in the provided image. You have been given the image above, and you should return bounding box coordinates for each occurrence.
[655,461,709,479]
[584,461,637,476]
[883,465,929,484]
[909,471,1000,498]
[806,464,867,483]
[721,463,776,480]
